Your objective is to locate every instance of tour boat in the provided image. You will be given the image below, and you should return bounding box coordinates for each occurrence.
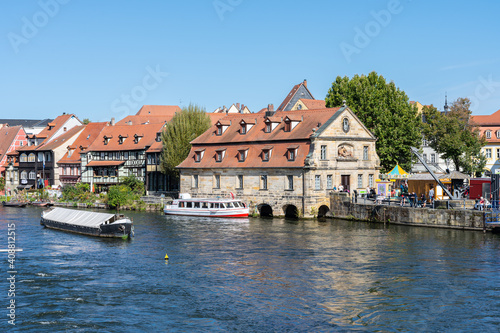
[164,193,249,217]
[41,207,134,239]
[2,201,27,207]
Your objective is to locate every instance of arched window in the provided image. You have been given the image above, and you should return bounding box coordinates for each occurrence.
[28,153,36,162]
[20,171,27,180]
[20,153,27,162]
[29,171,36,179]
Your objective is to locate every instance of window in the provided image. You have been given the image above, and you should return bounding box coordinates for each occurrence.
[358,174,363,188]
[29,171,36,179]
[28,153,35,162]
[288,148,296,161]
[237,175,244,189]
[214,174,220,189]
[14,172,18,181]
[497,149,500,159]
[262,149,270,162]
[216,151,223,162]
[261,175,268,190]
[241,124,246,134]
[119,136,125,144]
[284,120,291,132]
[363,146,368,160]
[265,122,271,133]
[423,154,427,162]
[195,152,201,162]
[369,174,374,187]
[124,152,128,159]
[327,175,333,189]
[321,145,327,160]
[193,175,199,188]
[486,148,492,159]
[238,150,247,162]
[20,154,27,162]
[315,175,321,190]
[287,175,294,190]
[104,137,109,145]
[422,139,428,146]
[216,125,223,136]
[486,130,492,139]
[431,154,436,163]
[21,171,27,180]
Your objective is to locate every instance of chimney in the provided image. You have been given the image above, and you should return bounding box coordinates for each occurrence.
[265,104,275,117]
[110,117,115,126]
[63,127,67,132]
[303,79,307,87]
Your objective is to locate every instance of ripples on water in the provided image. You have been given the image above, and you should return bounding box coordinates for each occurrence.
[0,206,500,332]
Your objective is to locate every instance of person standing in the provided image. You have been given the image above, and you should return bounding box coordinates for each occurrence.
[428,187,435,207]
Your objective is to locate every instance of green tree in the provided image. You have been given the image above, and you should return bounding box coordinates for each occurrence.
[0,176,5,192]
[325,71,421,172]
[82,118,91,125]
[421,97,486,175]
[161,104,212,177]
[122,175,144,195]
[107,185,130,211]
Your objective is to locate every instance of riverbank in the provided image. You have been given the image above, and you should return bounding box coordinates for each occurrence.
[330,193,489,231]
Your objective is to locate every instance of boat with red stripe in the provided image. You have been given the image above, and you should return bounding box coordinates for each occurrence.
[164,193,249,217]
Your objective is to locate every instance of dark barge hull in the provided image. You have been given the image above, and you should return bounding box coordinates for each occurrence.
[40,217,133,238]
[2,201,27,207]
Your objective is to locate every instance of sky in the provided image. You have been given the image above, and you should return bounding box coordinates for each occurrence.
[1,0,500,122]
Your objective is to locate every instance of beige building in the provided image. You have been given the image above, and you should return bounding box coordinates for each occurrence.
[177,102,380,218]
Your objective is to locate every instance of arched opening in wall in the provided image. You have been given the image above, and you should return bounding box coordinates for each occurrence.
[258,204,273,218]
[284,205,299,219]
[318,205,330,218]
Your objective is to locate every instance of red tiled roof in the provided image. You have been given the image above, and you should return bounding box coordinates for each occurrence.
[35,126,85,151]
[135,105,181,116]
[86,160,126,167]
[145,140,163,153]
[191,108,342,145]
[471,110,500,126]
[35,114,78,142]
[0,126,24,166]
[87,123,165,151]
[299,99,326,109]
[178,142,310,169]
[58,122,108,164]
[276,80,314,112]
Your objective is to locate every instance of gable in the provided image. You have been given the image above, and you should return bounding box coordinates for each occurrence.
[316,107,376,140]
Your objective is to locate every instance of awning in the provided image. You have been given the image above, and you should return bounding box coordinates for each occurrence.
[86,161,125,167]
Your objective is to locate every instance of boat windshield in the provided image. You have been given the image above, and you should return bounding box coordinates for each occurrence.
[226,202,234,208]
[194,202,200,208]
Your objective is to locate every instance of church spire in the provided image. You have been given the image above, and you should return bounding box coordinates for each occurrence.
[444,93,449,114]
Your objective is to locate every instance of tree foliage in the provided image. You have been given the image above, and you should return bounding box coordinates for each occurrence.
[325,72,421,172]
[122,175,144,195]
[421,97,486,176]
[0,176,5,192]
[161,104,212,177]
[107,185,130,210]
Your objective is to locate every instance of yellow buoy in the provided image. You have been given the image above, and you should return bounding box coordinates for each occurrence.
[164,253,169,260]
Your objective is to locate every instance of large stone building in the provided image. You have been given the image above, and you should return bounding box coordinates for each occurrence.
[177,103,380,217]
[471,109,500,176]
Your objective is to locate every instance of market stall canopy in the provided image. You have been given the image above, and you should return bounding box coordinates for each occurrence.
[386,164,409,179]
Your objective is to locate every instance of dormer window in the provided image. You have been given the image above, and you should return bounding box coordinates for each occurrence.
[262,146,273,161]
[156,132,162,142]
[104,136,110,145]
[239,120,255,135]
[287,145,298,161]
[284,120,291,132]
[496,130,500,139]
[265,122,271,133]
[119,135,126,145]
[238,148,248,162]
[215,148,226,162]
[134,134,142,144]
[216,121,230,136]
[194,149,205,162]
[486,130,491,139]
[241,124,247,134]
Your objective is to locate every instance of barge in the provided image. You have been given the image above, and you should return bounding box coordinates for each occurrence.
[41,207,133,238]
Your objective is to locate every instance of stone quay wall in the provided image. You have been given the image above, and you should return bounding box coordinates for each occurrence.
[330,193,486,231]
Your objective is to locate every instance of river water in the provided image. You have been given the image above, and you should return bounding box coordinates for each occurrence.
[0,206,499,332]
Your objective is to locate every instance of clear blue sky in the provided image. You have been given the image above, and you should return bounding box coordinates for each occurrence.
[1,0,500,122]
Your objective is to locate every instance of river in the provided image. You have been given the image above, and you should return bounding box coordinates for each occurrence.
[0,206,499,332]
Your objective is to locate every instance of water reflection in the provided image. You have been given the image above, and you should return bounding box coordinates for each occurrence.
[0,207,499,331]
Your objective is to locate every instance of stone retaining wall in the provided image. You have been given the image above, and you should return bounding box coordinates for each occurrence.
[330,193,486,231]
